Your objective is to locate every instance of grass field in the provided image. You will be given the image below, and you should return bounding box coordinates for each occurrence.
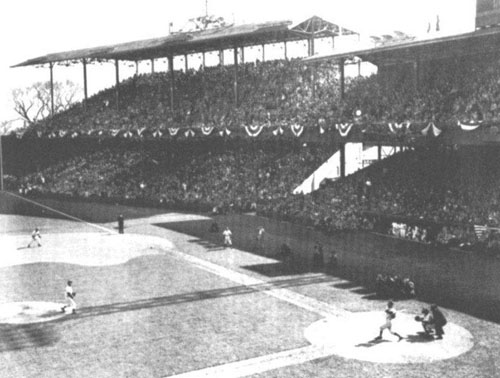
[1,194,500,378]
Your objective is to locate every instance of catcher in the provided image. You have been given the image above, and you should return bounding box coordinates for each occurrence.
[415,307,434,336]
[61,280,77,314]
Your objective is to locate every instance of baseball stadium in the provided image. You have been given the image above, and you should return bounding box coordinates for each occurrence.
[2,1,500,377]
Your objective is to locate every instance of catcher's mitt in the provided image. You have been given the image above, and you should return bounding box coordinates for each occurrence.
[415,315,423,322]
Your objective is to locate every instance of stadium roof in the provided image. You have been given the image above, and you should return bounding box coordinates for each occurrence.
[304,27,500,66]
[12,17,356,68]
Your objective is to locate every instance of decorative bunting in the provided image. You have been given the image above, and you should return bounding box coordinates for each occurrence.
[335,123,353,137]
[184,129,195,137]
[290,124,304,137]
[136,127,146,137]
[70,131,79,138]
[458,120,482,131]
[388,122,410,134]
[152,129,163,138]
[201,125,214,135]
[168,128,179,136]
[58,130,67,138]
[272,126,284,136]
[319,125,325,134]
[123,131,133,138]
[421,122,441,137]
[110,129,120,137]
[219,128,231,137]
[36,131,42,138]
[48,132,56,139]
[244,125,264,137]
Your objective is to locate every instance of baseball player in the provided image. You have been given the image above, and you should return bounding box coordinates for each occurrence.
[255,226,265,252]
[415,307,434,336]
[222,227,232,248]
[27,227,42,248]
[61,280,77,314]
[375,300,403,341]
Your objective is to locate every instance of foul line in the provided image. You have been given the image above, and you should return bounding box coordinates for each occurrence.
[168,249,345,318]
[163,247,347,378]
[2,191,114,234]
[169,345,335,378]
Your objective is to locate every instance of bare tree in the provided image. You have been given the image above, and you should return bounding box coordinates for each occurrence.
[12,80,81,125]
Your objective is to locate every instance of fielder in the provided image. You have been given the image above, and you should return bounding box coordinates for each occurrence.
[223,227,232,248]
[375,300,403,341]
[61,280,77,314]
[27,227,42,248]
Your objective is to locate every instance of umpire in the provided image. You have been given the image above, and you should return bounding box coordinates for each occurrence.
[430,304,447,339]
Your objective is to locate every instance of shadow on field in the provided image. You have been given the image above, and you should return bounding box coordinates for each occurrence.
[242,262,315,277]
[0,323,60,352]
[59,275,336,321]
[187,238,225,251]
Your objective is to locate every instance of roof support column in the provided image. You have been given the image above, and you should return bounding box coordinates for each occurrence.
[135,61,139,76]
[151,59,155,73]
[284,41,288,60]
[339,58,345,100]
[114,59,120,110]
[219,49,224,65]
[261,44,265,62]
[309,37,315,56]
[184,54,188,72]
[168,55,175,110]
[202,52,206,69]
[311,63,316,98]
[82,59,88,105]
[233,47,239,107]
[240,47,245,64]
[49,62,54,117]
[340,142,346,178]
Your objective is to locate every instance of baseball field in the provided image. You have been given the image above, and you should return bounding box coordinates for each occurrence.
[1,192,500,378]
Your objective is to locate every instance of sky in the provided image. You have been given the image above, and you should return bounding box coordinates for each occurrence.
[0,0,477,127]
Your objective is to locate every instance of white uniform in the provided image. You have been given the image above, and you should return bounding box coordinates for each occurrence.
[223,229,232,247]
[63,284,77,313]
[28,229,42,248]
[380,307,396,330]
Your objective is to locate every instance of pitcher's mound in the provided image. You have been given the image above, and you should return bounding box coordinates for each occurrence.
[0,302,67,324]
[305,311,474,363]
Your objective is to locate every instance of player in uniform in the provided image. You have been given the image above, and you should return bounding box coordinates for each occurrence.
[375,300,403,341]
[27,227,42,248]
[415,307,434,336]
[223,227,232,248]
[61,280,77,314]
[255,226,265,252]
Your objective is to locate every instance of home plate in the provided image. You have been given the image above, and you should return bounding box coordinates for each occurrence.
[0,302,67,324]
[304,311,474,363]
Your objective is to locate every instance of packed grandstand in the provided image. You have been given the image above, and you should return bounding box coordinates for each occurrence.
[5,16,500,255]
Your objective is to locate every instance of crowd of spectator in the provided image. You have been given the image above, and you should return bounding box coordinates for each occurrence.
[13,52,500,254]
[22,53,500,138]
[13,135,500,253]
[19,139,332,214]
[262,144,500,251]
